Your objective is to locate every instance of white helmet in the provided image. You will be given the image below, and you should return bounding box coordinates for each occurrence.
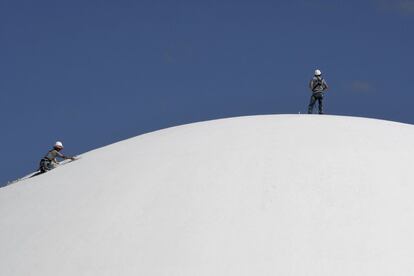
[55,141,63,148]
[315,69,322,76]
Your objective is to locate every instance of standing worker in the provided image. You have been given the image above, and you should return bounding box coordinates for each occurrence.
[308,69,329,114]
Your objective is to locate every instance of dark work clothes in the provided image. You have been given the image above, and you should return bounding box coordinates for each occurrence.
[308,92,324,114]
[308,76,329,114]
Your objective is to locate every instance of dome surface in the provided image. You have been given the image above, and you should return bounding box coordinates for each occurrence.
[1,115,414,275]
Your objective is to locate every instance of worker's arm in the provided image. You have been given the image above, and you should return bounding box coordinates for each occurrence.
[57,151,75,160]
[323,79,329,91]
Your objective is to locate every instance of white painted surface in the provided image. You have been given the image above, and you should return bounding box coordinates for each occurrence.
[1,115,414,275]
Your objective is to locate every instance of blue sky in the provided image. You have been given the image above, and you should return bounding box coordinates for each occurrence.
[1,0,413,185]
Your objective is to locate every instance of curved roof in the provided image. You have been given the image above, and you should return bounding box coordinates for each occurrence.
[2,115,414,275]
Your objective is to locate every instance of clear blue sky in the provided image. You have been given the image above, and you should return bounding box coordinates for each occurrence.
[1,0,413,185]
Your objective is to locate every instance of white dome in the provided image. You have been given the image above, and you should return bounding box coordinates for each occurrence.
[2,115,414,275]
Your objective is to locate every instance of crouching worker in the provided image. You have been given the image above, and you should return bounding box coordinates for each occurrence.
[39,141,75,173]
